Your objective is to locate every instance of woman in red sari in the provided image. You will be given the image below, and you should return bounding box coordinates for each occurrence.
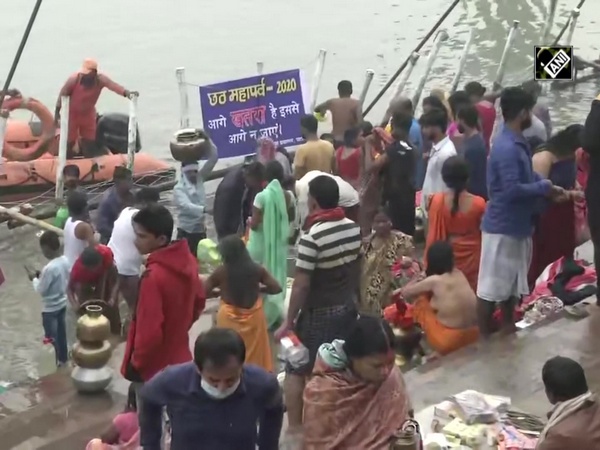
[303,315,412,449]
[425,156,486,292]
[359,124,393,235]
[529,125,583,287]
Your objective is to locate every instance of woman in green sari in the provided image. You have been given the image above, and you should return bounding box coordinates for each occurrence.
[247,160,293,328]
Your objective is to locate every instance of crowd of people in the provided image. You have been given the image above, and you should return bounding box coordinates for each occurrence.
[16,73,600,449]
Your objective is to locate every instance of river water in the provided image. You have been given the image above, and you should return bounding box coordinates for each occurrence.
[0,0,598,382]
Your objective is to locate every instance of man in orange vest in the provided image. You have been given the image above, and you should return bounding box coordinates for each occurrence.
[54,59,137,157]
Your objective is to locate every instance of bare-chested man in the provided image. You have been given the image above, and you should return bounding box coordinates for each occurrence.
[314,80,361,145]
[396,240,479,355]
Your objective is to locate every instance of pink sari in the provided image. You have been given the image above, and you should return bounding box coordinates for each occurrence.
[86,412,141,450]
[303,350,411,449]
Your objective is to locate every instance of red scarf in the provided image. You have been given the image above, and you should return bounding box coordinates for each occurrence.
[304,207,345,230]
[372,127,394,154]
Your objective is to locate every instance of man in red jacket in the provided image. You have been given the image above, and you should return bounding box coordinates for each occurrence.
[121,204,205,385]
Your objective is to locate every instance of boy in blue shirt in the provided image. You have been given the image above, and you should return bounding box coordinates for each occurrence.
[26,231,71,366]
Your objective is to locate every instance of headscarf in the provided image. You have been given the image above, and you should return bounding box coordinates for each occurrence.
[257,137,276,163]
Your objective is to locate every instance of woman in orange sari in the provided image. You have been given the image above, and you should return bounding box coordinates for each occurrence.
[204,235,282,372]
[425,156,486,292]
[303,315,412,449]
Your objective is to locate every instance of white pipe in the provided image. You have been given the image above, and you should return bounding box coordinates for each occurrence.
[358,69,375,108]
[564,8,580,46]
[257,62,264,75]
[0,113,6,177]
[450,28,475,93]
[175,67,190,129]
[541,0,559,44]
[309,49,327,112]
[411,31,449,109]
[385,53,420,122]
[55,96,70,200]
[393,52,420,100]
[126,94,138,171]
[493,20,520,90]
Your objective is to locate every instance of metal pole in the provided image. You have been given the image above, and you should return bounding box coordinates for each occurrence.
[358,70,375,108]
[309,49,327,112]
[493,20,520,91]
[541,0,559,44]
[363,0,460,116]
[564,8,580,46]
[0,0,44,177]
[552,0,586,45]
[450,28,475,93]
[411,30,449,110]
[175,67,190,129]
[126,94,139,171]
[0,113,7,177]
[390,53,420,102]
[0,0,44,108]
[55,96,70,199]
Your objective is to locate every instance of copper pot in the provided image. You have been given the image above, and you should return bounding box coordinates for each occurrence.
[76,304,110,343]
[71,340,112,368]
[169,128,212,163]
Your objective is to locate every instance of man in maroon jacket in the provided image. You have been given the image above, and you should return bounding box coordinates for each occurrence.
[121,204,205,386]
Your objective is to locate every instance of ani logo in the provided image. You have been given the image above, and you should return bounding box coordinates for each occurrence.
[535,46,574,81]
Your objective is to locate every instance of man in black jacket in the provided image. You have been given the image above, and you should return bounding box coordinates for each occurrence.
[582,95,600,305]
[213,162,264,240]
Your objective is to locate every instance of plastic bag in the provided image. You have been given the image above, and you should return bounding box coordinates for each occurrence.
[196,238,221,275]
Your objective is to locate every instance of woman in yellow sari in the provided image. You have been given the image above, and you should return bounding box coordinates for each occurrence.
[204,235,282,372]
[360,206,415,314]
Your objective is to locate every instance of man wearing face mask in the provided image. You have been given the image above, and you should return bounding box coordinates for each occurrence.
[139,328,283,450]
[173,143,219,254]
[54,165,89,228]
[477,87,564,338]
[55,58,137,158]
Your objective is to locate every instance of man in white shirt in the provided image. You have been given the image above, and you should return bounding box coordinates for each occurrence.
[108,187,160,312]
[419,108,457,214]
[295,170,359,229]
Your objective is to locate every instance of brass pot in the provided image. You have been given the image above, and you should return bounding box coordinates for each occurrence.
[76,304,110,343]
[71,340,112,368]
[390,420,420,450]
[169,128,212,163]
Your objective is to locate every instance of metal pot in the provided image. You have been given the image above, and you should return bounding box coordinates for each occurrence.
[76,304,110,343]
[71,366,113,393]
[71,340,112,369]
[169,128,212,163]
[390,420,420,450]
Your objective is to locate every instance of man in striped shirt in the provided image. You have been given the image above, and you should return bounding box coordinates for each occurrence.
[276,175,361,442]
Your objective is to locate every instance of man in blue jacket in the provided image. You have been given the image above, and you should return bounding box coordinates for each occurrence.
[173,142,218,254]
[477,87,564,337]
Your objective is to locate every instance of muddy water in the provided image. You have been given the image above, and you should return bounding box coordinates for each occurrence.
[1,0,599,382]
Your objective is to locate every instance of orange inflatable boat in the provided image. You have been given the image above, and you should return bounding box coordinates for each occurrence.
[1,96,175,202]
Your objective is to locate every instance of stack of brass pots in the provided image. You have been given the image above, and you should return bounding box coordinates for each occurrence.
[71,304,113,393]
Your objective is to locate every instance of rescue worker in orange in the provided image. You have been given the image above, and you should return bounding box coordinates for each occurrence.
[54,59,137,157]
